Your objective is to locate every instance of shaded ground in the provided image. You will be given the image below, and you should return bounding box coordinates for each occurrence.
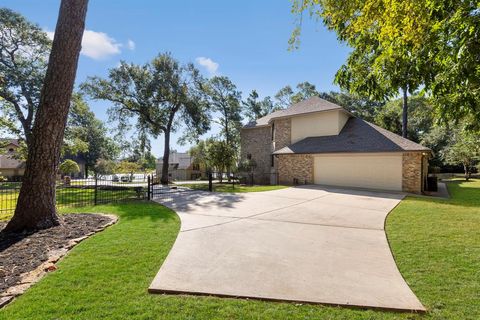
[0,214,113,295]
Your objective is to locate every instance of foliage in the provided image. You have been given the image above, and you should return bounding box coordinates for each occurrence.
[444,130,480,180]
[204,76,242,148]
[188,140,209,169]
[319,91,384,122]
[374,95,434,142]
[291,0,480,130]
[274,81,319,109]
[82,53,210,183]
[242,90,278,121]
[116,161,141,176]
[94,158,117,177]
[0,8,51,145]
[58,159,80,176]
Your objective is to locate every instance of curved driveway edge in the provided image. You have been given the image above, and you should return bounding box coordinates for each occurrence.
[149,185,425,312]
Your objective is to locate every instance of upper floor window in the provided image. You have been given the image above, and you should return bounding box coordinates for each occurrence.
[271,123,275,141]
[247,153,252,160]
[8,148,14,153]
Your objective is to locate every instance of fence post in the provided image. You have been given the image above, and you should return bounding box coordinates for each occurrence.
[147,175,151,200]
[94,175,98,205]
[208,172,213,192]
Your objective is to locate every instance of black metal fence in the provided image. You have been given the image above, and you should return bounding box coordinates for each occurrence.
[0,177,149,218]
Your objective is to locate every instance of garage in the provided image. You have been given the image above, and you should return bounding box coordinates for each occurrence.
[313,154,403,191]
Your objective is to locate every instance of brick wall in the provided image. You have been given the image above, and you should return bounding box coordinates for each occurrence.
[273,118,291,151]
[402,152,423,193]
[240,126,272,184]
[277,154,313,185]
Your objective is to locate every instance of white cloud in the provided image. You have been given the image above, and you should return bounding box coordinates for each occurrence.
[45,29,122,60]
[195,57,219,75]
[81,30,122,59]
[127,39,136,50]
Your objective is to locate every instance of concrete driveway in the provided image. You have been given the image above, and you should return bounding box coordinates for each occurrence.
[149,186,425,311]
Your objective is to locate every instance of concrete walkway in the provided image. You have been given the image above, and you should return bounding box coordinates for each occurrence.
[149,186,425,311]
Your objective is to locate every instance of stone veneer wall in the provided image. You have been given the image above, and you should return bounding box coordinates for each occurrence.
[273,119,291,151]
[277,154,313,185]
[402,152,423,193]
[240,126,272,184]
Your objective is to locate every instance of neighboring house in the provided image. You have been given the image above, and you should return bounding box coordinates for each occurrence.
[241,97,431,193]
[0,139,25,180]
[156,151,204,181]
[0,139,87,180]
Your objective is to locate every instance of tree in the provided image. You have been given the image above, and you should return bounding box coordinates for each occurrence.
[116,161,141,181]
[204,138,236,183]
[59,159,80,176]
[66,94,118,176]
[292,0,480,132]
[205,76,242,147]
[82,53,209,185]
[319,91,383,122]
[374,95,434,142]
[4,0,88,232]
[242,90,277,121]
[444,130,480,181]
[0,8,51,146]
[94,158,117,177]
[274,81,319,109]
[291,1,434,138]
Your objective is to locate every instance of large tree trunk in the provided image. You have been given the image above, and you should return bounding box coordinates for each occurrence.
[4,0,88,233]
[161,127,171,185]
[402,87,408,138]
[464,163,471,181]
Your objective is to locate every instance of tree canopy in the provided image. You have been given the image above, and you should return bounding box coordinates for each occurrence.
[0,8,51,145]
[82,52,210,184]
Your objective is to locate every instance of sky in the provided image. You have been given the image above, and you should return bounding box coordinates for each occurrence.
[3,0,350,158]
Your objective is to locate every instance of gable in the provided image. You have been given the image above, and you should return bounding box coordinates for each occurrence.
[290,110,350,143]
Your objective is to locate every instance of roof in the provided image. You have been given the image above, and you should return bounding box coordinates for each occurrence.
[157,152,192,170]
[273,117,431,155]
[244,96,344,128]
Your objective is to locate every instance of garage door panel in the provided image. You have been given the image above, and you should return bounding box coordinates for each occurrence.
[314,155,402,191]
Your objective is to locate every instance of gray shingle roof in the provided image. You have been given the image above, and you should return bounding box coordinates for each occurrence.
[244,96,344,128]
[273,117,431,154]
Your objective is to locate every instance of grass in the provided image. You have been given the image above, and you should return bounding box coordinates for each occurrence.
[177,182,288,193]
[1,180,479,319]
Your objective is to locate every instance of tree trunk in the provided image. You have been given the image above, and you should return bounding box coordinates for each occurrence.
[402,87,408,138]
[161,127,171,185]
[464,163,470,181]
[4,0,88,233]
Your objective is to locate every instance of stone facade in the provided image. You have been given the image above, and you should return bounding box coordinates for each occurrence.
[273,118,291,152]
[402,152,424,193]
[277,154,314,185]
[240,126,272,184]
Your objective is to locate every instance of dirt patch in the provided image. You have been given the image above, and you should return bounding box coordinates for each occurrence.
[0,213,117,307]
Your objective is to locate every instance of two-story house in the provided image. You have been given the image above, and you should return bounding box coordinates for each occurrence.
[240,97,431,193]
[156,151,205,181]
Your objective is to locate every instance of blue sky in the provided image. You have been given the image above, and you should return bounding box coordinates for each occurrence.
[3,0,349,157]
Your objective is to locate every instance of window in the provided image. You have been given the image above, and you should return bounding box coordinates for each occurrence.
[271,123,275,141]
[192,163,200,171]
[271,155,274,167]
[8,148,14,153]
[247,153,252,160]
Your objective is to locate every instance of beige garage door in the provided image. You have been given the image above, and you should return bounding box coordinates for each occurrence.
[314,154,402,191]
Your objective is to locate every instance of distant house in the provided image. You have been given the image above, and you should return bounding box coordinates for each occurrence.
[0,139,87,180]
[156,151,204,181]
[0,139,25,180]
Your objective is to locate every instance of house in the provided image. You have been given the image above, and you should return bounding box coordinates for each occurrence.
[0,139,25,180]
[240,97,431,193]
[156,151,204,181]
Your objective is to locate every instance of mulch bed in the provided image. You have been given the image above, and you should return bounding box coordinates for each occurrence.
[0,214,117,307]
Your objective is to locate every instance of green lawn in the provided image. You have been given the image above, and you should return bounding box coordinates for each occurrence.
[1,180,479,319]
[177,182,288,193]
